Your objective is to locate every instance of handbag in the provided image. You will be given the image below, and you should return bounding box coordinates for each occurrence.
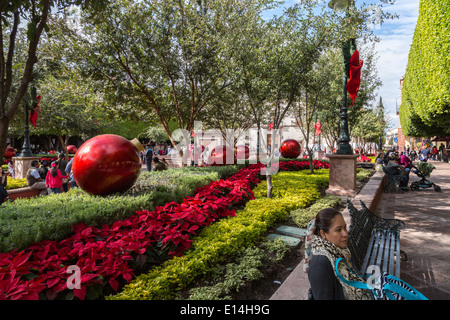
[335,258,428,300]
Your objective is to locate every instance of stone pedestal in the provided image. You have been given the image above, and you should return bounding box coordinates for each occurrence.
[325,153,359,197]
[11,157,41,179]
[314,150,325,160]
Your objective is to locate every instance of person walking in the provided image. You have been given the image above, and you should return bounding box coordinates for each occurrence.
[65,158,78,188]
[145,146,153,171]
[46,162,68,194]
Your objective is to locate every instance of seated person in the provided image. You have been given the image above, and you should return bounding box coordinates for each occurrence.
[26,160,48,195]
[375,152,384,171]
[152,157,168,171]
[0,167,13,204]
[399,154,413,174]
[386,157,409,190]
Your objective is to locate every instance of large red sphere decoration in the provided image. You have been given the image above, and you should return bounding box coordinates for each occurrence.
[210,145,235,166]
[236,145,250,160]
[72,134,141,196]
[280,139,301,158]
[4,146,15,158]
[67,145,78,154]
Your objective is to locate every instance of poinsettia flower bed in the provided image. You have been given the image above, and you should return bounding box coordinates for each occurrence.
[0,160,328,300]
[357,154,372,162]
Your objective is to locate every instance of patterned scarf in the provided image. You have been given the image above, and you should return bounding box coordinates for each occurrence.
[304,219,372,300]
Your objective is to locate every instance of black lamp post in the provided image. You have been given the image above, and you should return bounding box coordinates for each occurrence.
[19,85,35,157]
[329,0,354,155]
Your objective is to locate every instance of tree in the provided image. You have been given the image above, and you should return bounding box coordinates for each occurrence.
[0,0,107,164]
[70,0,274,151]
[292,48,340,174]
[229,0,343,197]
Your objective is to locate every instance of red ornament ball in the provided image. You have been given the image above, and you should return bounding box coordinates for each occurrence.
[72,134,141,196]
[4,146,15,158]
[236,145,250,160]
[280,139,301,158]
[67,145,78,154]
[210,145,235,166]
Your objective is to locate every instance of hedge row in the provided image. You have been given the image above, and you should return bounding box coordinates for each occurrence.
[399,0,450,136]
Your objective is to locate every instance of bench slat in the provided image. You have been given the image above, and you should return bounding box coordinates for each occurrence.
[375,230,386,273]
[360,232,376,275]
[395,231,401,278]
[382,231,392,274]
[369,230,382,272]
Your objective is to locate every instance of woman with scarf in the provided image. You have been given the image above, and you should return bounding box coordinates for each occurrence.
[304,208,373,300]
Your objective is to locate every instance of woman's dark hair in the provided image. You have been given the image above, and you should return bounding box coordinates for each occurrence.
[50,161,59,177]
[314,208,342,236]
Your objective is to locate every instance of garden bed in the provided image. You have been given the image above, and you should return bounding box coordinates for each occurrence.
[0,160,341,300]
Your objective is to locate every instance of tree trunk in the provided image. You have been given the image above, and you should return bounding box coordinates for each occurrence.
[266,173,273,198]
[0,117,10,165]
[307,147,315,175]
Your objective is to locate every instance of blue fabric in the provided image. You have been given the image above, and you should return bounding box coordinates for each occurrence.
[335,258,428,300]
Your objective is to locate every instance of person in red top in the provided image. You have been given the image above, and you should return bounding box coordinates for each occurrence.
[45,161,68,194]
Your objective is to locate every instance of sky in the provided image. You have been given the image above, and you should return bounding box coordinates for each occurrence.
[263,0,421,129]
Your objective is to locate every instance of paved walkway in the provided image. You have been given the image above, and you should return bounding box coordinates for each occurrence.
[271,160,450,300]
[375,160,450,300]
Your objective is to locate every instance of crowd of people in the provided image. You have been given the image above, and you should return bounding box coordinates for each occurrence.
[2,148,170,205]
[24,153,78,198]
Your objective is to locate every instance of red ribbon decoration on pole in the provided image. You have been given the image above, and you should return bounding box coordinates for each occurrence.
[315,122,321,136]
[30,95,41,128]
[346,50,363,107]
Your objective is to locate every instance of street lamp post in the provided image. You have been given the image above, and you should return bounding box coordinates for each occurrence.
[329,0,354,155]
[325,0,359,198]
[19,85,35,157]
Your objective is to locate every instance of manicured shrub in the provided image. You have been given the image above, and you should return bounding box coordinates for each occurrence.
[5,178,27,190]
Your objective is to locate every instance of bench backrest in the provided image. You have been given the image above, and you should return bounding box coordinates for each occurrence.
[347,199,405,272]
[347,200,376,272]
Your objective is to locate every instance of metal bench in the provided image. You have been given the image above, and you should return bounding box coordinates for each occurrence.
[347,199,406,278]
[381,164,403,193]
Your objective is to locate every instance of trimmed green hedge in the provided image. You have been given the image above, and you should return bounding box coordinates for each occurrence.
[400,0,450,136]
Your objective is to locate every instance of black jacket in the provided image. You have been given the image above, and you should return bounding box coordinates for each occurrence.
[308,255,346,300]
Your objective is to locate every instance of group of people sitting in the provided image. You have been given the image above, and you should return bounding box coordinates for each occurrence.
[25,153,78,197]
[2,153,169,205]
[24,155,168,198]
[375,150,413,191]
